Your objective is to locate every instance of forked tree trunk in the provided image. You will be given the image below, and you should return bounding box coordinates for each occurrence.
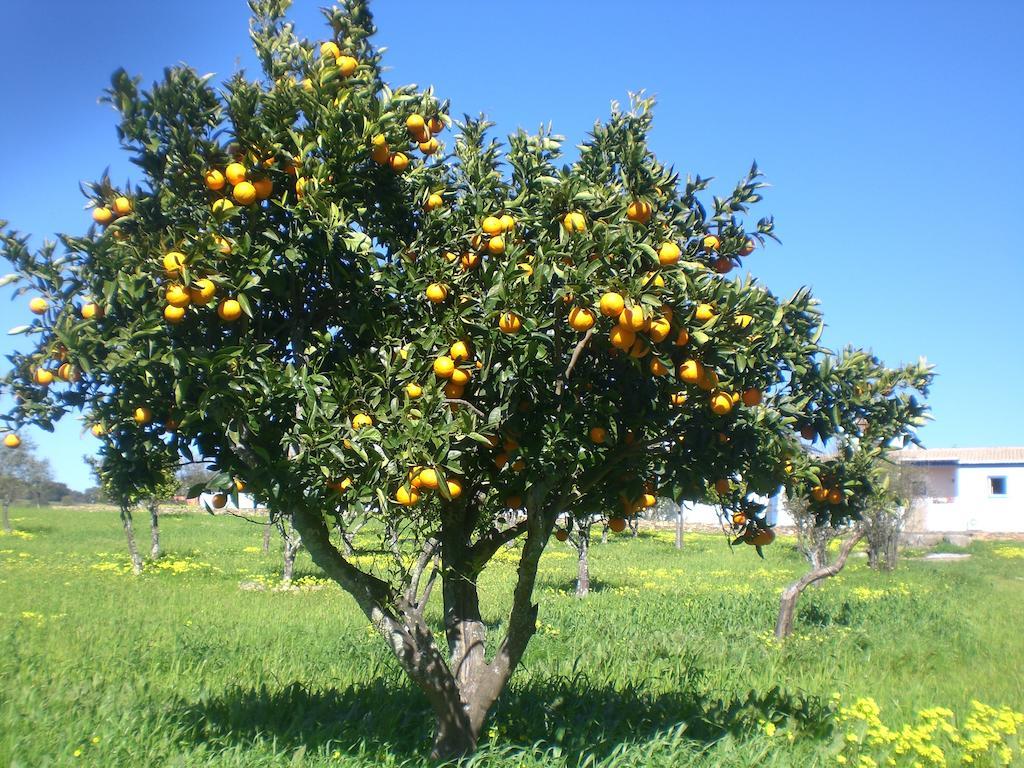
[282,522,302,586]
[120,506,143,576]
[262,519,272,553]
[148,499,160,559]
[629,516,639,538]
[775,530,864,639]
[575,524,591,597]
[675,503,684,549]
[288,482,555,761]
[2,501,10,534]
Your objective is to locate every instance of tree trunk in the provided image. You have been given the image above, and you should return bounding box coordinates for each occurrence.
[775,530,864,639]
[282,523,302,586]
[575,524,591,597]
[262,519,272,553]
[629,516,639,538]
[148,499,160,559]
[675,503,684,549]
[120,506,143,576]
[2,502,11,534]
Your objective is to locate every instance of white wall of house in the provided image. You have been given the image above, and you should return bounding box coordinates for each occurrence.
[912,464,1024,533]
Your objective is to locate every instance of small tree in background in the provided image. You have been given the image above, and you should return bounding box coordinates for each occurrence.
[0,437,52,532]
[145,462,179,559]
[0,1,932,756]
[861,461,922,570]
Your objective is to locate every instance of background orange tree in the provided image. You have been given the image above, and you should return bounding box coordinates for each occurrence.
[0,0,931,758]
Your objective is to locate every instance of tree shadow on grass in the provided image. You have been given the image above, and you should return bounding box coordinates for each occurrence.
[173,672,834,763]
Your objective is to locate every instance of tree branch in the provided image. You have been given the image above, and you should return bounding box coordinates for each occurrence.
[445,398,486,418]
[556,328,594,397]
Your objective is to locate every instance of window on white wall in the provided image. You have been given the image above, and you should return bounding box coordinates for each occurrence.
[989,476,1007,496]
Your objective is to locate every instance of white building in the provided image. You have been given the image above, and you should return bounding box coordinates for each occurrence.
[194,491,263,512]
[892,447,1024,533]
[672,447,1024,534]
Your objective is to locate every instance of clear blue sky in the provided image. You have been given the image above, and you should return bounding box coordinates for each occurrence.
[1,1,1022,491]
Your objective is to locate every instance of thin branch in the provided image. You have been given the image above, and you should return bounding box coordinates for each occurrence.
[467,517,529,569]
[445,398,486,418]
[406,537,440,605]
[556,328,595,397]
[417,562,440,610]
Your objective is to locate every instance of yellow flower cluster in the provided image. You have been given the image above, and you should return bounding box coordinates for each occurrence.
[834,696,1024,767]
[0,529,34,540]
[992,546,1024,559]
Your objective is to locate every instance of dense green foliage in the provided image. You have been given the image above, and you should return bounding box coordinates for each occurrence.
[2,507,1021,767]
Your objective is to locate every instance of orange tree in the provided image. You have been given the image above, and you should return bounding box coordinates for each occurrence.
[0,1,931,757]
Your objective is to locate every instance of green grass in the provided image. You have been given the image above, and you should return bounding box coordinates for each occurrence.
[1,506,1022,767]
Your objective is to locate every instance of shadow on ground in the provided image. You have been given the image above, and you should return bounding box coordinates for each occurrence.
[173,672,834,762]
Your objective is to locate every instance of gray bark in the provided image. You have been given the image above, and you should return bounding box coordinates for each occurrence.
[148,499,160,559]
[775,530,864,639]
[120,506,143,576]
[262,519,272,553]
[575,524,590,597]
[675,503,684,549]
[2,502,10,534]
[282,521,302,585]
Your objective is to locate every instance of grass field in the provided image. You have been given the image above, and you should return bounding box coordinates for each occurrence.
[0,506,1022,767]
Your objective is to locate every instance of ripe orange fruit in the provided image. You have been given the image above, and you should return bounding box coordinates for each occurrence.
[81,302,104,320]
[371,143,391,165]
[608,517,627,533]
[450,367,471,386]
[827,488,843,505]
[90,424,105,437]
[609,325,636,350]
[252,177,273,200]
[487,236,506,255]
[494,453,509,469]
[443,382,465,400]
[568,307,595,331]
[670,392,687,406]
[417,468,440,490]
[92,206,113,225]
[562,211,586,233]
[433,356,455,379]
[320,41,341,58]
[212,198,235,213]
[482,216,503,235]
[113,196,132,215]
[163,251,186,277]
[405,382,423,398]
[626,199,652,223]
[589,426,607,444]
[629,339,649,358]
[649,358,668,376]
[164,305,186,324]
[328,477,353,493]
[694,303,715,322]
[166,285,191,308]
[801,425,817,441]
[702,234,721,251]
[406,114,426,135]
[225,162,247,186]
[554,529,569,542]
[3,434,21,449]
[498,312,522,334]
[56,363,78,382]
[679,359,702,384]
[33,368,53,386]
[618,305,646,331]
[29,297,48,315]
[449,340,470,361]
[811,486,828,502]
[395,485,420,506]
[648,317,671,343]
[499,214,515,232]
[337,55,357,76]
[134,406,152,424]
[640,493,657,508]
[189,279,216,306]
[419,138,439,155]
[426,283,448,303]
[428,116,445,134]
[746,528,775,546]
[733,314,753,330]
[732,512,747,526]
[445,477,463,499]
[675,328,690,347]
[741,388,762,406]
[741,239,756,256]
[714,478,731,495]
[460,252,480,270]
[217,299,242,322]
[710,391,733,415]
[658,242,681,265]
[600,292,625,317]
[352,413,373,430]
[714,256,732,274]
[209,492,228,510]
[424,193,443,211]
[204,169,225,191]
[390,153,409,172]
